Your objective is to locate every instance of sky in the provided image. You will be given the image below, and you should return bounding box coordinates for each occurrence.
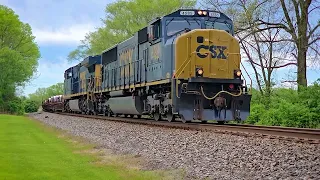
[0,0,116,95]
[0,0,319,96]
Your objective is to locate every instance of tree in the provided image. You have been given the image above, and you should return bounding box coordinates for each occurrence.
[0,5,40,113]
[257,0,320,88]
[235,1,297,98]
[201,0,295,100]
[68,0,197,61]
[202,0,320,89]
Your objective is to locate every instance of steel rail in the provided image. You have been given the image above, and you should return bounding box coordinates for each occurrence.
[49,112,320,143]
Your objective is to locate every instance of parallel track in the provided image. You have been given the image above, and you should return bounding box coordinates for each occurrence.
[50,112,320,144]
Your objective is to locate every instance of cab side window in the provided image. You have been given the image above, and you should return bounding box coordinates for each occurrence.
[149,20,161,41]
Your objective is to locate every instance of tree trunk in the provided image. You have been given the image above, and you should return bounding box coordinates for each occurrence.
[297,47,307,88]
[297,0,309,88]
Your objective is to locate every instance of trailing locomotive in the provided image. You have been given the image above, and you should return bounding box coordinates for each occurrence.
[44,9,252,123]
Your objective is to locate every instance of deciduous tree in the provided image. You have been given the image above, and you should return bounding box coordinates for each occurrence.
[68,0,197,61]
[201,0,320,89]
[0,5,40,112]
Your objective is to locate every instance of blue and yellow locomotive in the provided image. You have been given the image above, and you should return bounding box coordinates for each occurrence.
[63,9,252,123]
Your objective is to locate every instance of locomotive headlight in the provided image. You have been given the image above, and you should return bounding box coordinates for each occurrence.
[202,11,207,15]
[196,68,203,77]
[234,70,241,78]
[198,10,203,15]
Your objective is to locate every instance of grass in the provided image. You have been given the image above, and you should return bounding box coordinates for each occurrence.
[0,114,181,180]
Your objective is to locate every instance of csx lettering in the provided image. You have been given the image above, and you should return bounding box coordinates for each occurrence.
[196,45,227,59]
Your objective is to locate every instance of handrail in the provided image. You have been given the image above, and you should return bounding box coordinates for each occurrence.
[228,52,252,94]
[174,51,197,98]
[240,62,253,94]
[174,52,197,78]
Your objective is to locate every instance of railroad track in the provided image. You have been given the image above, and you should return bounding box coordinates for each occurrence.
[51,112,320,144]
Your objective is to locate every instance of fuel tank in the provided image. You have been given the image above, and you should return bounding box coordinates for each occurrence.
[107,96,143,115]
[69,99,81,112]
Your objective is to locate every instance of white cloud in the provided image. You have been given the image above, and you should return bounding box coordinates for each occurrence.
[33,23,96,45]
[0,0,110,45]
[23,58,78,95]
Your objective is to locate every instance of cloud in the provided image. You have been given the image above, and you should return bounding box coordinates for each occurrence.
[0,0,111,45]
[23,57,78,95]
[33,23,96,45]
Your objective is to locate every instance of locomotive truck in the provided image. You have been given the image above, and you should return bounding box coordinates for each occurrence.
[43,9,252,123]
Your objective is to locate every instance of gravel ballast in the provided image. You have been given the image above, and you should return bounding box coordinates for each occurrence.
[30,112,320,179]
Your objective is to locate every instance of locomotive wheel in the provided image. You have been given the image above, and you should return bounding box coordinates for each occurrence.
[137,115,142,119]
[107,111,112,117]
[217,121,225,125]
[167,113,175,122]
[129,115,134,118]
[153,113,161,121]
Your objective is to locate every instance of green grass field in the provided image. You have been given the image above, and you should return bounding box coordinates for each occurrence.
[0,114,166,180]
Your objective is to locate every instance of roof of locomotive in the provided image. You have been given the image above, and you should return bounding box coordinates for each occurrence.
[148,8,231,24]
[164,8,230,20]
[67,8,233,73]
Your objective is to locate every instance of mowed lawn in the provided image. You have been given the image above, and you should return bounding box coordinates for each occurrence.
[0,115,159,180]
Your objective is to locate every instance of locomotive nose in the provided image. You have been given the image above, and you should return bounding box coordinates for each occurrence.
[174,29,240,80]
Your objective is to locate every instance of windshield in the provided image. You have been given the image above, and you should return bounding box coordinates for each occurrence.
[205,21,232,34]
[166,19,201,36]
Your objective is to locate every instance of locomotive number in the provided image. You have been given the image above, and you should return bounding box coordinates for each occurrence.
[209,12,220,17]
[180,11,195,16]
[196,45,227,59]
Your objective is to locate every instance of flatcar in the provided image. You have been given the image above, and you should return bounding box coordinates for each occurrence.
[58,9,252,123]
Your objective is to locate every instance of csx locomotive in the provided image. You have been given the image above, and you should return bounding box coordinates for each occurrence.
[42,9,252,123]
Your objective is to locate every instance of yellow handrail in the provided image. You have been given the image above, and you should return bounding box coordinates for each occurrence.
[174,52,197,79]
[174,51,197,98]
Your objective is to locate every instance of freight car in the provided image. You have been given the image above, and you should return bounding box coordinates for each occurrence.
[42,95,64,112]
[50,9,252,123]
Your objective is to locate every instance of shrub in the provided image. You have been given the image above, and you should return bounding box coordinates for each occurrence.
[247,81,320,128]
[7,98,25,115]
[24,100,39,113]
